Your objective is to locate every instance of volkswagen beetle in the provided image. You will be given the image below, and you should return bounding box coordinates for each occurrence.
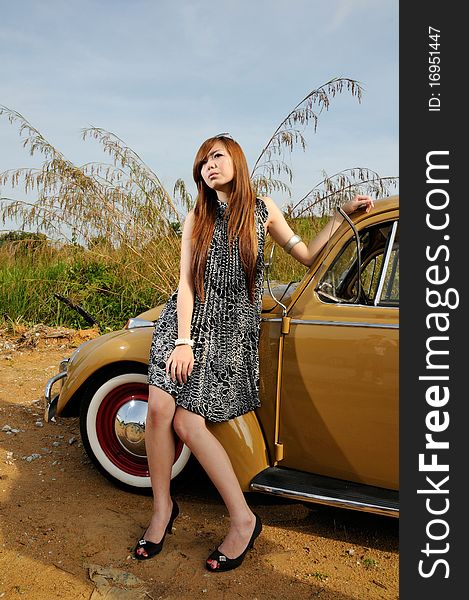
[44,195,399,517]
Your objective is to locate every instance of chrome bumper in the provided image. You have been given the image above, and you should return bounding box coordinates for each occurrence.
[44,358,70,422]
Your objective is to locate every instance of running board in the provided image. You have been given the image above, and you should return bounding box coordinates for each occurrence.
[250,467,399,518]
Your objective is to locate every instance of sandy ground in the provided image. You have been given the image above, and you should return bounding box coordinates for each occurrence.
[0,324,399,599]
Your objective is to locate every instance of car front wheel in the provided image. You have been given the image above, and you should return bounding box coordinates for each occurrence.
[79,367,191,492]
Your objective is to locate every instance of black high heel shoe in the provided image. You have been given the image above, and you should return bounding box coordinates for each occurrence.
[134,499,179,561]
[205,513,262,572]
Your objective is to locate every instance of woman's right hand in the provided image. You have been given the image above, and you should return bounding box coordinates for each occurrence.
[166,345,194,384]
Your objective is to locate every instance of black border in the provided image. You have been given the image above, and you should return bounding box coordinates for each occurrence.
[400,2,465,597]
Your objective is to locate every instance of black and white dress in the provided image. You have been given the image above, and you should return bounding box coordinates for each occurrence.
[147,197,269,422]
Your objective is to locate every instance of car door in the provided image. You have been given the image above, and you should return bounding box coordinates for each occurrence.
[278,213,399,490]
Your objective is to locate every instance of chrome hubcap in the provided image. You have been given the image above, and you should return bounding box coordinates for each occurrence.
[114,399,148,457]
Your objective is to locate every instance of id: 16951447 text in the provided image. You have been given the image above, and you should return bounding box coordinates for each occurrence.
[428,26,441,112]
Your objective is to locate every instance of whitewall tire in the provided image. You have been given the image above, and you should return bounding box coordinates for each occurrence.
[79,369,191,492]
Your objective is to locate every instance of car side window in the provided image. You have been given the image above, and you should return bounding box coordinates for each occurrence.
[317,220,399,307]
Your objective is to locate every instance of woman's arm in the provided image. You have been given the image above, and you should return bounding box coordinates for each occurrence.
[262,195,374,268]
[176,209,196,339]
[166,209,196,384]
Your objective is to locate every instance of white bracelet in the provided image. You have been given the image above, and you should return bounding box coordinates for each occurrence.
[175,338,194,347]
[283,234,302,254]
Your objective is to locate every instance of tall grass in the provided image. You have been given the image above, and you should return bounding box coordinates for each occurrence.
[0,237,175,331]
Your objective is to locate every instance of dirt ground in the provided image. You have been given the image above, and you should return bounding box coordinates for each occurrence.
[0,324,399,600]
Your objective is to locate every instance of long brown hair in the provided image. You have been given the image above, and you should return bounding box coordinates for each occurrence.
[191,135,258,304]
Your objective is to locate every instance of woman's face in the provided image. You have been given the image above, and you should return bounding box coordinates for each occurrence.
[200,142,234,195]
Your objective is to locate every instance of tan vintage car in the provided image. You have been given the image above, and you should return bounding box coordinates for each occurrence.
[44,195,399,517]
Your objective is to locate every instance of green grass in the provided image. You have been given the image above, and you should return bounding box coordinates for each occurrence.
[362,558,378,569]
[0,245,165,331]
[311,571,329,581]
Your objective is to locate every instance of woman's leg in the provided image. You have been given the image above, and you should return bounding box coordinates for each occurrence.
[141,385,177,544]
[173,407,257,559]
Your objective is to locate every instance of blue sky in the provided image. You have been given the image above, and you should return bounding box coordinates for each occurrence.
[0,0,398,234]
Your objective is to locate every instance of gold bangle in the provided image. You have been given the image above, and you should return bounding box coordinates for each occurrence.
[283,234,302,254]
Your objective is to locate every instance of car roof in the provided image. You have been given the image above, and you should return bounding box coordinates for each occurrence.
[362,194,398,216]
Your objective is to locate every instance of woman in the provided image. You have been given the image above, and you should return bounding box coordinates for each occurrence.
[135,134,374,571]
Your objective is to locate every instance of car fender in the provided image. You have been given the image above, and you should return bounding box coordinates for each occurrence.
[208,411,270,491]
[56,326,154,416]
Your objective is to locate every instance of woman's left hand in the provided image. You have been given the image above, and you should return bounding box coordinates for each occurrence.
[341,194,374,215]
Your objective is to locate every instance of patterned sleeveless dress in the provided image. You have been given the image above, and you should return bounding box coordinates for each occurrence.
[147,196,269,422]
